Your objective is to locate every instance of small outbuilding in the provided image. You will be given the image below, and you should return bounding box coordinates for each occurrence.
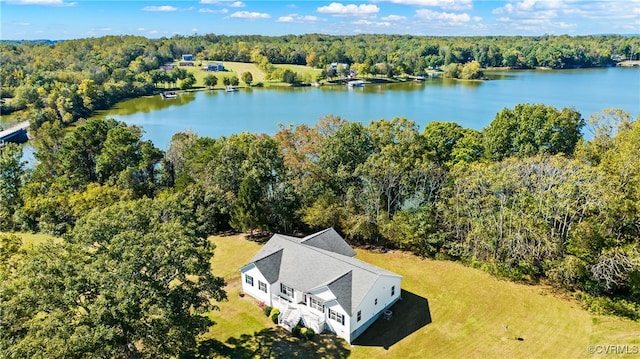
[203,63,224,72]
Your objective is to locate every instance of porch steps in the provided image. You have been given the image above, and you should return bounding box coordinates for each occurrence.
[279,307,302,331]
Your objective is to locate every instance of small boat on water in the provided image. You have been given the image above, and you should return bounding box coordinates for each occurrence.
[160,91,178,99]
[225,86,237,92]
[347,80,364,87]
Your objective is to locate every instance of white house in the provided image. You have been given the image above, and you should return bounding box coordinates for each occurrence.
[240,228,402,344]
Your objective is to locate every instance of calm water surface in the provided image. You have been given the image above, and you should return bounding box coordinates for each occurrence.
[94,67,639,149]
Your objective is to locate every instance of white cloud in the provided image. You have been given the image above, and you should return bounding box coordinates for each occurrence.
[277,15,295,22]
[277,13,319,22]
[491,0,583,33]
[200,0,244,5]
[353,19,391,26]
[381,14,407,21]
[492,0,567,15]
[6,0,76,6]
[137,27,145,31]
[415,8,471,23]
[142,5,178,12]
[192,28,199,32]
[560,0,640,23]
[199,7,228,13]
[229,11,271,19]
[15,22,31,26]
[317,2,380,17]
[199,8,214,13]
[383,0,472,10]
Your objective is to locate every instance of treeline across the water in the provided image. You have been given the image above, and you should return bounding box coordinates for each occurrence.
[2,34,640,121]
[1,105,639,320]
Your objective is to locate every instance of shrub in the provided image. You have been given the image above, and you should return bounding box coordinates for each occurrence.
[292,324,302,337]
[300,327,307,337]
[576,292,640,321]
[270,308,280,324]
[263,305,273,317]
[304,327,315,340]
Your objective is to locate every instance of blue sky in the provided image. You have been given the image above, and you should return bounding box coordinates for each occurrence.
[1,0,639,40]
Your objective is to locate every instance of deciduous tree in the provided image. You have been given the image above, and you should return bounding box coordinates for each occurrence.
[0,200,227,357]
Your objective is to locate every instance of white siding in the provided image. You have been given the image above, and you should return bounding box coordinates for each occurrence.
[324,300,351,342]
[240,265,271,305]
[350,275,402,342]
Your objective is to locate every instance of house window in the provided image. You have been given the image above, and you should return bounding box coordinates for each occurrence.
[391,285,395,296]
[280,283,293,297]
[245,274,254,286]
[329,309,345,325]
[357,310,362,322]
[309,297,324,312]
[375,298,378,305]
[258,281,267,293]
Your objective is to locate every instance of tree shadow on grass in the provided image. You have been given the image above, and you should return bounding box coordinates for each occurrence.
[197,327,351,358]
[352,289,431,349]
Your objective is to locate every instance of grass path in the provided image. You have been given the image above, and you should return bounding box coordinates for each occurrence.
[206,234,640,358]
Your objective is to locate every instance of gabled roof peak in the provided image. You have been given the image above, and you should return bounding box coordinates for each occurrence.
[300,228,356,257]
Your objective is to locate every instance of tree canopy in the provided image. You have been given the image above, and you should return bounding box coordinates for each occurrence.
[0,199,227,358]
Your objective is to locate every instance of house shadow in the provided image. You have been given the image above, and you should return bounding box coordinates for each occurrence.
[352,289,431,349]
[196,327,351,358]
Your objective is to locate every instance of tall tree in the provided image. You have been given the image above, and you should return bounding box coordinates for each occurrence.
[241,71,253,86]
[0,143,25,230]
[231,174,267,235]
[203,74,218,89]
[483,103,585,161]
[0,199,227,357]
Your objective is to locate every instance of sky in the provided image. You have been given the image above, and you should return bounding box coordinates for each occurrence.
[1,0,639,40]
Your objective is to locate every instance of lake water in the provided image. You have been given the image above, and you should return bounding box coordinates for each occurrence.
[94,67,638,149]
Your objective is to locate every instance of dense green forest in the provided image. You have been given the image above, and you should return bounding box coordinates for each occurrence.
[2,33,639,121]
[1,34,639,356]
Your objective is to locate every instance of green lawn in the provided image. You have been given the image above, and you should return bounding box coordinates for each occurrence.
[171,61,266,89]
[273,64,322,82]
[170,61,320,90]
[205,234,640,359]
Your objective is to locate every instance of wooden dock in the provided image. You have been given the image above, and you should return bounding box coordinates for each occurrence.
[0,120,30,146]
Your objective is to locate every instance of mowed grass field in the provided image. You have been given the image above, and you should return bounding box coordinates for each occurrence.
[170,61,320,89]
[169,61,265,89]
[206,234,640,359]
[273,64,323,82]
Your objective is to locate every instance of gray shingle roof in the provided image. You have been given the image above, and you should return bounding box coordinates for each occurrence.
[326,271,352,315]
[301,228,357,257]
[253,248,283,284]
[244,230,401,315]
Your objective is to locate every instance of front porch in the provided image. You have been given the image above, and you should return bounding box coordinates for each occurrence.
[273,293,326,334]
